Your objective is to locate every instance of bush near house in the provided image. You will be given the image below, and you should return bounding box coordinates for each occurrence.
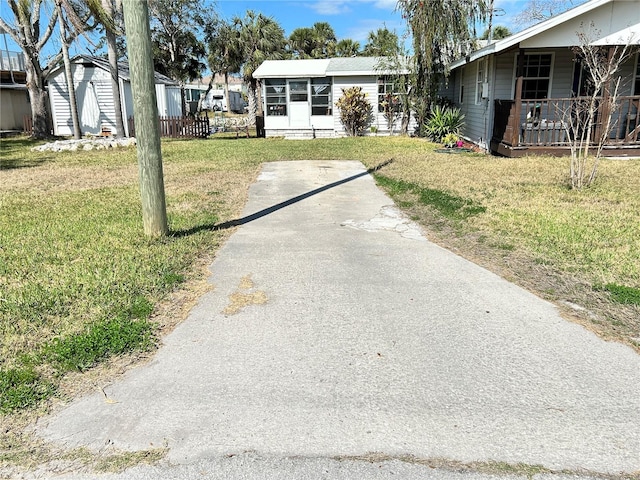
[336,86,374,136]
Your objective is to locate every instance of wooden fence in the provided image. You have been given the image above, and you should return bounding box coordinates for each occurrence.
[128,115,210,138]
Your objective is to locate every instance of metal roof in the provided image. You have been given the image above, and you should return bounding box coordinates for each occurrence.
[253,57,408,79]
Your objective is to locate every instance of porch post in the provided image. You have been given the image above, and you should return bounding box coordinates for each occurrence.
[512,48,525,146]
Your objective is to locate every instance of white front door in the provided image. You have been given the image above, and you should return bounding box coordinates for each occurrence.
[288,80,309,127]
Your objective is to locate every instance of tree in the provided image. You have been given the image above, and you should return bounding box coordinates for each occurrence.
[515,0,585,27]
[288,27,316,59]
[235,11,287,125]
[335,39,360,57]
[55,0,82,139]
[558,26,636,189]
[480,25,511,41]
[310,22,336,58]
[102,0,125,137]
[396,0,488,135]
[336,86,373,136]
[288,22,336,59]
[362,28,399,57]
[149,0,210,114]
[205,18,243,115]
[0,0,63,138]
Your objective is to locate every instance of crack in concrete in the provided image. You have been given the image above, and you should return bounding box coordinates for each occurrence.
[341,205,426,241]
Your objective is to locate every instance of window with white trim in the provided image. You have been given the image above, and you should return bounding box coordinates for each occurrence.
[265,79,287,116]
[311,78,332,115]
[476,58,487,104]
[459,67,465,104]
[518,53,553,100]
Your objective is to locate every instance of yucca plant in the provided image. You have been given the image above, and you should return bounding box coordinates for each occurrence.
[424,105,465,141]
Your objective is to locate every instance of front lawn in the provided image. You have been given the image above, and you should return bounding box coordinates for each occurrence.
[1,134,638,471]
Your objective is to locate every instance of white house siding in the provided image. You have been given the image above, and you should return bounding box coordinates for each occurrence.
[333,76,378,135]
[453,57,492,148]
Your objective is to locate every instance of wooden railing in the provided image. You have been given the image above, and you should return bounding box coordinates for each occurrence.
[128,115,210,138]
[493,96,640,148]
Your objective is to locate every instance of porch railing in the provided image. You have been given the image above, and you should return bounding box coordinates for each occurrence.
[493,96,640,148]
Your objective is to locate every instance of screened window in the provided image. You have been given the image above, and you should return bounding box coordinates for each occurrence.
[265,79,287,116]
[519,53,552,99]
[289,80,308,102]
[311,78,332,115]
[476,58,487,104]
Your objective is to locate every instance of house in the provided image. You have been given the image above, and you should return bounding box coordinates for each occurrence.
[253,57,417,138]
[47,55,182,137]
[443,0,640,157]
[0,49,30,133]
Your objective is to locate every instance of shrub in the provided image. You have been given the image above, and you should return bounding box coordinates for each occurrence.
[336,86,374,136]
[424,105,465,141]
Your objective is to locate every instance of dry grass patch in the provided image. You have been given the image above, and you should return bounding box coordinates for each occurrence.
[365,152,640,351]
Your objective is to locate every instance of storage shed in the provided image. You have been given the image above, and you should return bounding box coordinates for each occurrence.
[47,55,182,137]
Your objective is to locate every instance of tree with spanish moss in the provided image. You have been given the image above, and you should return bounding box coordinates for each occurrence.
[396,0,488,135]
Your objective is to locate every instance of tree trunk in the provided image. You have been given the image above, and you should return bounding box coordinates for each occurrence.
[24,54,51,139]
[104,0,125,137]
[224,72,231,114]
[57,2,82,139]
[247,78,258,125]
[122,0,168,237]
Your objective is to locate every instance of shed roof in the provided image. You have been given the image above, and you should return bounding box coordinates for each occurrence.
[449,0,639,69]
[253,57,408,79]
[47,55,178,85]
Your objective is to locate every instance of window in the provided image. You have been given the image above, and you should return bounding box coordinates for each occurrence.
[265,79,286,116]
[289,80,308,102]
[459,67,465,104]
[476,58,487,104]
[378,76,393,113]
[518,53,553,99]
[311,78,332,115]
[377,76,403,113]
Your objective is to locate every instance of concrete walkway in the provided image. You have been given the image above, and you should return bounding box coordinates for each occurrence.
[38,161,640,479]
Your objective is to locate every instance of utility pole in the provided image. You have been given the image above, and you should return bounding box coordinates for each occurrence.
[122,0,168,237]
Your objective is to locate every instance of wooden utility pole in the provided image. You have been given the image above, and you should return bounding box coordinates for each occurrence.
[122,0,168,237]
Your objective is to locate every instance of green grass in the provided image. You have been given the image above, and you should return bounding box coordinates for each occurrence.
[598,283,640,305]
[1,134,639,418]
[374,174,486,219]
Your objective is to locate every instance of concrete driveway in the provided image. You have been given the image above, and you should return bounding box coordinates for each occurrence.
[38,161,640,479]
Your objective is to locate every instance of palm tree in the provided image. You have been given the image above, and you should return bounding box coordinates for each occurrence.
[335,39,361,57]
[288,27,315,59]
[235,11,287,125]
[310,22,336,58]
[363,28,400,57]
[206,18,243,114]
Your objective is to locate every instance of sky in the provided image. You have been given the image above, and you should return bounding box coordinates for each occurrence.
[212,0,530,47]
[0,0,531,60]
